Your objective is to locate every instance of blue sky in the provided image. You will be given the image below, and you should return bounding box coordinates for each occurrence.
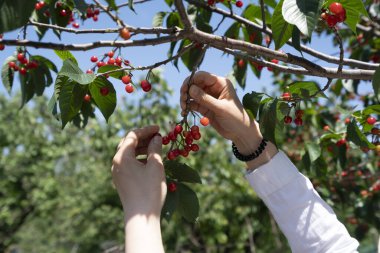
[0,0,369,110]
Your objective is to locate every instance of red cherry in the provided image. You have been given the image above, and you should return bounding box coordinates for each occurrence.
[191,125,199,133]
[107,58,115,65]
[0,44,4,50]
[168,182,177,192]
[323,125,330,131]
[192,132,201,140]
[371,128,379,135]
[120,28,131,40]
[26,61,38,69]
[174,125,183,134]
[8,62,16,69]
[13,66,19,71]
[191,144,200,152]
[295,110,304,118]
[235,0,243,8]
[336,9,346,22]
[141,80,152,92]
[207,0,215,6]
[336,139,347,147]
[367,116,376,125]
[94,9,100,15]
[59,9,67,16]
[56,2,63,8]
[107,51,114,58]
[21,58,28,65]
[92,15,98,21]
[238,59,245,68]
[321,12,328,20]
[329,2,345,16]
[83,94,91,102]
[90,56,98,62]
[184,145,192,152]
[86,69,94,74]
[86,8,93,18]
[44,10,51,17]
[185,136,193,145]
[162,136,170,145]
[168,131,176,141]
[124,60,130,66]
[344,118,350,124]
[326,14,339,27]
[281,92,291,101]
[167,151,176,160]
[100,87,109,96]
[17,53,25,62]
[284,116,292,124]
[294,117,303,126]
[122,75,131,84]
[35,2,42,10]
[200,117,209,126]
[125,84,134,93]
[19,67,27,75]
[115,57,123,66]
[97,61,105,68]
[271,59,279,64]
[180,149,189,157]
[72,23,80,28]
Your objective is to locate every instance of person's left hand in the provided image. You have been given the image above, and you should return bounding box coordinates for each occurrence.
[112,125,166,218]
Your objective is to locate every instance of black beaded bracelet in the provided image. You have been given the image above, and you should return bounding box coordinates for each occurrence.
[232,139,268,162]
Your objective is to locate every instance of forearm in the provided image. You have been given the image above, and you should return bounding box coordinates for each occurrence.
[246,151,359,253]
[125,214,165,253]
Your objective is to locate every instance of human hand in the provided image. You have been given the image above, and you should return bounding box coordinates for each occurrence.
[180,71,278,169]
[112,125,166,218]
[180,71,262,155]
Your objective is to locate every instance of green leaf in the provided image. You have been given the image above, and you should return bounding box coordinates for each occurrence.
[180,40,205,71]
[59,80,87,128]
[177,183,199,222]
[259,98,278,145]
[346,120,375,149]
[0,0,35,33]
[19,74,35,108]
[128,0,135,12]
[105,0,117,10]
[292,26,302,54]
[233,58,247,89]
[97,65,124,79]
[29,67,46,96]
[373,65,380,99]
[1,56,16,93]
[59,59,96,85]
[161,184,178,220]
[54,50,78,65]
[243,4,272,24]
[362,105,380,115]
[152,11,166,27]
[288,81,325,99]
[54,75,68,101]
[88,76,116,122]
[166,12,183,29]
[282,0,323,37]
[73,0,88,14]
[243,92,264,119]
[31,9,49,40]
[272,0,294,50]
[305,142,321,163]
[224,22,240,39]
[164,160,202,184]
[30,55,58,73]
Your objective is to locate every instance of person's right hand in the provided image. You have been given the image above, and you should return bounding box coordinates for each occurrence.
[180,71,263,155]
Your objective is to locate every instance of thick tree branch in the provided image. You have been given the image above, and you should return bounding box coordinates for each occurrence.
[28,20,177,35]
[0,32,186,51]
[186,0,379,71]
[174,0,193,29]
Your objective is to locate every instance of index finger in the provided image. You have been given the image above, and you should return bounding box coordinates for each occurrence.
[118,125,160,158]
[180,71,221,96]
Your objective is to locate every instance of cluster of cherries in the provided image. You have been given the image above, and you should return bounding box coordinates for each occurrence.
[7,52,39,75]
[281,92,304,126]
[34,1,102,29]
[207,0,243,8]
[162,117,210,160]
[321,2,346,27]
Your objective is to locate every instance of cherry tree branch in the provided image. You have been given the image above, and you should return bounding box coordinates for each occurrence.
[259,0,267,31]
[185,0,379,71]
[0,32,186,50]
[174,0,193,29]
[93,0,125,27]
[28,20,177,35]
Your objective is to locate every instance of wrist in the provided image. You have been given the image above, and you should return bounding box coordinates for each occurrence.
[232,120,263,155]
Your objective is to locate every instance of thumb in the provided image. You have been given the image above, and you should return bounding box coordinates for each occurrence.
[189,85,222,112]
[147,134,163,166]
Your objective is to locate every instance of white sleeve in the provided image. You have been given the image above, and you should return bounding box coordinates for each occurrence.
[245,151,359,253]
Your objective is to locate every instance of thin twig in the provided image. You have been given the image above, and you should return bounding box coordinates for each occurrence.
[259,0,266,31]
[97,43,196,76]
[93,0,125,27]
